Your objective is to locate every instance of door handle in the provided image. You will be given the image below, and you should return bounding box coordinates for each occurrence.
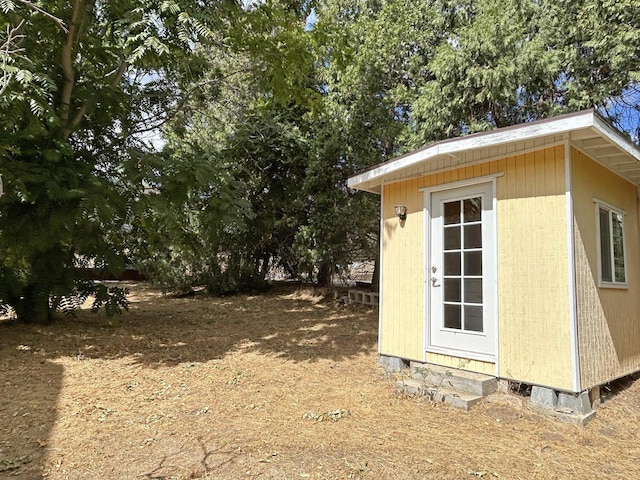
[431,276,440,287]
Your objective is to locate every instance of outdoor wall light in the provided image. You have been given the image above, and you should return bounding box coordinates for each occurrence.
[394,205,407,221]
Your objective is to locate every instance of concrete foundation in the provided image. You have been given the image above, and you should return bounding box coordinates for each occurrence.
[496,379,511,393]
[530,386,558,409]
[557,391,592,415]
[379,355,408,372]
[527,385,598,425]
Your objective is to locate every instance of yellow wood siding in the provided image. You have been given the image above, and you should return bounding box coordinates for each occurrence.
[382,145,574,388]
[572,148,640,388]
[496,146,573,390]
[424,352,495,375]
[381,178,425,360]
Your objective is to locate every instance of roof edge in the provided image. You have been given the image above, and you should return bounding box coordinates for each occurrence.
[348,109,602,192]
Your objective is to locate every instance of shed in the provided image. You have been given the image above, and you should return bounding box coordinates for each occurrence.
[348,109,640,398]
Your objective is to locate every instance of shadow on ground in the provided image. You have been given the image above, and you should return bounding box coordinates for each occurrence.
[0,328,63,479]
[12,282,378,368]
[0,283,377,476]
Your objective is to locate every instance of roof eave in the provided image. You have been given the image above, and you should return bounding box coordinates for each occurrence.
[348,110,601,193]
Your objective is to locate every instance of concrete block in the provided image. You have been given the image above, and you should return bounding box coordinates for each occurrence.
[347,289,379,305]
[410,362,497,396]
[530,405,597,426]
[530,386,558,409]
[396,379,420,395]
[496,379,511,393]
[396,380,483,411]
[379,355,407,372]
[441,388,483,411]
[557,391,592,415]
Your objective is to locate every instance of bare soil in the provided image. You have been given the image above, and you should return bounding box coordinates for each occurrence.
[1,282,639,479]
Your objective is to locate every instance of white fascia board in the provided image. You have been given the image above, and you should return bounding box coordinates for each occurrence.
[348,110,598,192]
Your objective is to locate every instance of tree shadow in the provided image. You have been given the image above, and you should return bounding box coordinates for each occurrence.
[0,283,378,477]
[33,282,379,368]
[0,323,64,479]
[139,437,240,479]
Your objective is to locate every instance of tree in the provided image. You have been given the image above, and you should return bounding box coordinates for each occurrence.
[0,0,238,321]
[547,0,640,136]
[136,1,381,292]
[3,0,638,318]
[409,0,640,143]
[132,3,321,294]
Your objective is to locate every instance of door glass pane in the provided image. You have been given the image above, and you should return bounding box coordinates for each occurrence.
[465,305,483,332]
[444,201,461,225]
[435,189,490,339]
[464,224,482,249]
[444,278,461,302]
[463,197,482,222]
[464,251,482,276]
[444,226,461,250]
[599,208,612,282]
[444,304,461,329]
[464,278,483,303]
[444,252,461,275]
[612,213,625,282]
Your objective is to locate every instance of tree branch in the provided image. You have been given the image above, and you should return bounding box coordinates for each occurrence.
[109,60,129,88]
[16,0,68,32]
[60,0,85,139]
[66,59,130,136]
[0,21,25,96]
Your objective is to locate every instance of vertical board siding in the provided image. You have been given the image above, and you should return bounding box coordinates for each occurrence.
[497,146,572,390]
[382,145,574,388]
[572,148,640,388]
[381,178,425,360]
[424,353,495,375]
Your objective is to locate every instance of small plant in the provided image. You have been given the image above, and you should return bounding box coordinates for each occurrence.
[413,366,453,402]
[302,409,351,422]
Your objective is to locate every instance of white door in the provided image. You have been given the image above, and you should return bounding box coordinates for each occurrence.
[428,182,496,359]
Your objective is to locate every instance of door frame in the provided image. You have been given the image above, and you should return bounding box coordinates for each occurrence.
[420,173,502,366]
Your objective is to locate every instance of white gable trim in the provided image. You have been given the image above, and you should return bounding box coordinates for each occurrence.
[348,110,598,192]
[349,110,640,194]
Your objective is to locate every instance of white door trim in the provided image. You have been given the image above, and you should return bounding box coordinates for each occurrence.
[423,174,501,365]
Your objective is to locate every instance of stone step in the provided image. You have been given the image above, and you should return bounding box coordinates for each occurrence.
[409,361,498,397]
[396,379,483,411]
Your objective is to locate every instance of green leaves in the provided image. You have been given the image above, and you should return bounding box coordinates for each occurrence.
[0,0,245,320]
[1,0,638,320]
[0,0,16,14]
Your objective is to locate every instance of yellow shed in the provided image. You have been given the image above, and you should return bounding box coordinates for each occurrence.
[348,109,640,397]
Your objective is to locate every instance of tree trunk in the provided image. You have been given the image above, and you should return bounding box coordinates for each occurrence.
[14,285,52,324]
[316,261,332,287]
[371,226,380,292]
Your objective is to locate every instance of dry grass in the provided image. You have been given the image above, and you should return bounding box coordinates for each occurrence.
[1,282,639,479]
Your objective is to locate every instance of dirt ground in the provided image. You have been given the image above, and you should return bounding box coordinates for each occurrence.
[1,282,640,480]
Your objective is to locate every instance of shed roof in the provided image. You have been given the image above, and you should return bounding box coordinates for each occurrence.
[348,109,640,194]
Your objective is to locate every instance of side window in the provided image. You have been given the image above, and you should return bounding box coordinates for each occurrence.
[597,202,626,287]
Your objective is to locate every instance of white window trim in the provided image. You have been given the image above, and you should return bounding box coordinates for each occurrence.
[594,198,628,289]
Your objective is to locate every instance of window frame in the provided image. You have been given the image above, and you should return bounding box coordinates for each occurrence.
[594,198,628,289]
